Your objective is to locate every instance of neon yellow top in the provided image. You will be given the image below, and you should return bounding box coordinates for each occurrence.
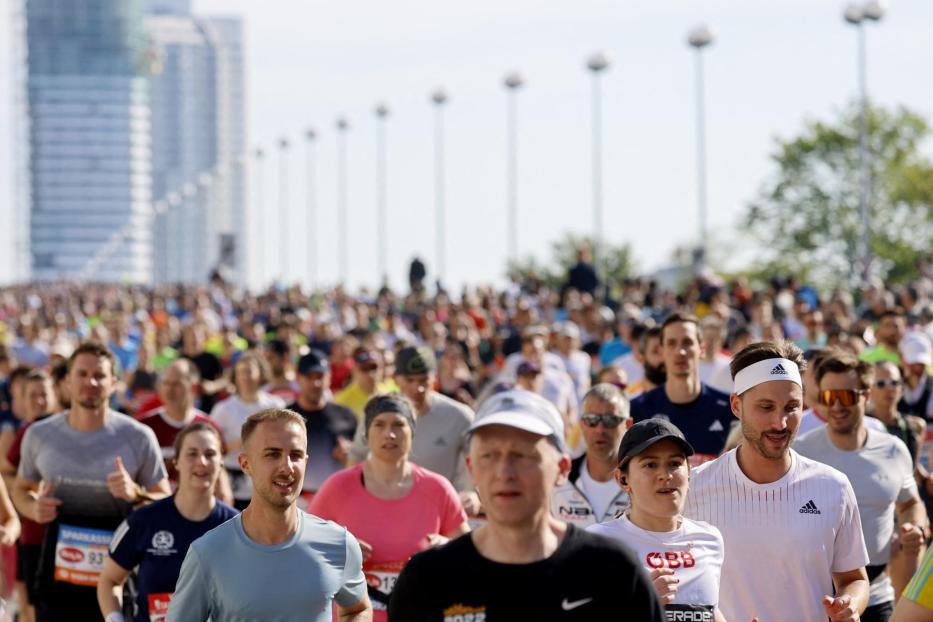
[904,545,933,610]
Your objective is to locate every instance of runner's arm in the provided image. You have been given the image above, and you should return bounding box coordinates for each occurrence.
[831,567,870,615]
[167,547,212,621]
[11,476,58,524]
[96,557,132,619]
[891,495,928,597]
[337,594,372,622]
[0,476,19,545]
[892,597,933,622]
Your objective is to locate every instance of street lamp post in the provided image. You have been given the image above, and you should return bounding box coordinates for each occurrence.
[304,128,317,291]
[431,88,449,288]
[336,117,350,286]
[253,147,266,287]
[844,0,885,286]
[504,72,524,267]
[586,51,611,300]
[278,137,290,284]
[375,102,390,285]
[687,24,716,272]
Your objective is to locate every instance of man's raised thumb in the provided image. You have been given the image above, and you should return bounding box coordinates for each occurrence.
[114,456,126,472]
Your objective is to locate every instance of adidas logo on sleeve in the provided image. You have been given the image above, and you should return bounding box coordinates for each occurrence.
[770,364,787,375]
[798,500,821,515]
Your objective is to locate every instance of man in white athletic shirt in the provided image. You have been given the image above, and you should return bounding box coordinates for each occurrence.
[796,348,927,622]
[685,340,870,622]
[551,384,630,526]
[589,418,724,622]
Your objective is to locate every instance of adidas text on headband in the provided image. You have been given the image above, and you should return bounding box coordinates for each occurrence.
[732,358,803,396]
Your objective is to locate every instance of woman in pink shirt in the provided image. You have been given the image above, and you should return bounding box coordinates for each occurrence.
[309,393,470,619]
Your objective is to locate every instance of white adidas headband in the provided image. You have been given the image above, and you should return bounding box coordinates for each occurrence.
[733,358,802,395]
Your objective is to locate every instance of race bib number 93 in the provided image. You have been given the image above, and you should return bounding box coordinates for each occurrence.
[54,524,113,586]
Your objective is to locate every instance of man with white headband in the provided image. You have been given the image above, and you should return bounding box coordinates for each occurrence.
[685,340,870,622]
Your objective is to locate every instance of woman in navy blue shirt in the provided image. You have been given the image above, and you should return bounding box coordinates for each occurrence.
[96,421,237,622]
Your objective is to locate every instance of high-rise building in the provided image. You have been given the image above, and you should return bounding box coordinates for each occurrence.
[27,0,153,282]
[1,0,31,284]
[146,3,247,284]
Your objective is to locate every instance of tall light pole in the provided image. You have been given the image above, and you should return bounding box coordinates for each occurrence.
[375,102,390,284]
[336,117,350,286]
[304,128,317,291]
[431,87,449,288]
[844,1,885,286]
[687,24,716,272]
[253,147,266,287]
[586,51,611,300]
[503,71,524,267]
[278,137,290,284]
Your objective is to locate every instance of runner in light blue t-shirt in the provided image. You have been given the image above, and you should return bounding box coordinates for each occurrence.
[168,408,370,622]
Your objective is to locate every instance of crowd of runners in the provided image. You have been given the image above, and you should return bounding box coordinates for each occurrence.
[0,263,931,620]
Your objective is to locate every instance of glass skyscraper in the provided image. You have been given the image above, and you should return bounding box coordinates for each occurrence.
[27,0,153,282]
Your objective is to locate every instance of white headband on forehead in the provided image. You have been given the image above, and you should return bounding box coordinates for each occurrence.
[733,358,802,395]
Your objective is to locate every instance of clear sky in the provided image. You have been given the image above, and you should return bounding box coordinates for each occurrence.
[2,0,932,291]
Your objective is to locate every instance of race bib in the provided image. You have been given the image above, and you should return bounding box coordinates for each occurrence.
[364,560,406,610]
[54,524,112,586]
[147,592,172,622]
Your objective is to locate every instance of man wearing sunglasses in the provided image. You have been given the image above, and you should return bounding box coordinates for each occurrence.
[796,349,927,622]
[871,361,921,464]
[551,384,631,527]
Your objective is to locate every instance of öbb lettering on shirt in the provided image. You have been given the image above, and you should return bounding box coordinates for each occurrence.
[646,551,696,569]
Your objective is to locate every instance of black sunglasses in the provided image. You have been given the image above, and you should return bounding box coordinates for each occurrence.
[581,413,627,428]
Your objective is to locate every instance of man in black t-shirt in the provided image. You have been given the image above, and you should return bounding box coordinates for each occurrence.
[388,389,663,621]
[286,350,356,495]
[631,313,733,462]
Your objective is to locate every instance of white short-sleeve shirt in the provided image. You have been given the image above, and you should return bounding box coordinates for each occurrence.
[684,448,869,622]
[588,514,723,620]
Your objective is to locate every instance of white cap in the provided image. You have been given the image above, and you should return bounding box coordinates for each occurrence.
[901,334,933,366]
[558,321,580,340]
[470,390,567,452]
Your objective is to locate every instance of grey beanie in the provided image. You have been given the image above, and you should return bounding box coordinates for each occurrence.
[363,393,416,439]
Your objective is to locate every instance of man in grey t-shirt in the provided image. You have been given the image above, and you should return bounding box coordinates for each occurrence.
[12,342,169,622]
[795,349,927,621]
[348,347,477,513]
[169,408,370,621]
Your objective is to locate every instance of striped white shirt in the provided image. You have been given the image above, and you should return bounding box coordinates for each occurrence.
[684,448,869,622]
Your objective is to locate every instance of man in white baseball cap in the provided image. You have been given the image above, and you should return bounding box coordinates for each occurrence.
[388,390,663,620]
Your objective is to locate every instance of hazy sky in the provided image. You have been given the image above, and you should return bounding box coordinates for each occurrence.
[2,0,932,290]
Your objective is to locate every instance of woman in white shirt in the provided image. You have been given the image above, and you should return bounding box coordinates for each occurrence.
[588,418,728,622]
[210,351,285,508]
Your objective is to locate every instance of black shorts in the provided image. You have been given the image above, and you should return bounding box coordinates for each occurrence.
[16,543,41,601]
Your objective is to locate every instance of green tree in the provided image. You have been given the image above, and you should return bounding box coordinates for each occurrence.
[743,102,933,288]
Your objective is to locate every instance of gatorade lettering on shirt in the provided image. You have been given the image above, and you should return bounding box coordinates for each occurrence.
[665,604,715,621]
[54,524,113,586]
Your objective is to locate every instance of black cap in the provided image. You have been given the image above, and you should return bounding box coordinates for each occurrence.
[266,339,290,356]
[516,360,541,376]
[617,418,694,466]
[297,349,329,375]
[395,346,436,376]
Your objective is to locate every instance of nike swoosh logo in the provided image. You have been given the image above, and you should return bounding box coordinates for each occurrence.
[561,597,593,611]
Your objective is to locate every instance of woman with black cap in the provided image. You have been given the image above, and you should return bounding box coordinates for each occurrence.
[587,418,729,621]
[309,393,470,621]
